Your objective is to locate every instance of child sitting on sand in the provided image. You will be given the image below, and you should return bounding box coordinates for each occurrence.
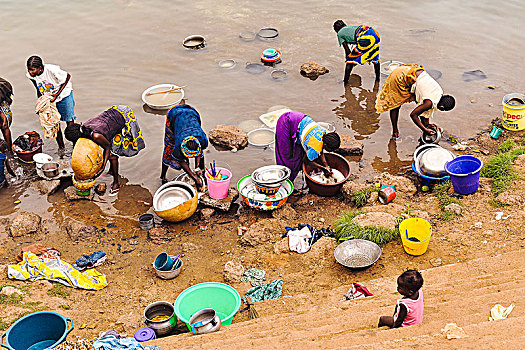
[0,139,15,187]
[378,270,424,328]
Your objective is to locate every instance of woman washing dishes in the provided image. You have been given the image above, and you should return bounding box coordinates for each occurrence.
[160,103,208,192]
[64,105,145,195]
[0,78,14,151]
[375,63,455,140]
[275,111,340,190]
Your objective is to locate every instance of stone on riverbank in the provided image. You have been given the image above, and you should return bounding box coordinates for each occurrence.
[208,125,248,150]
[241,219,286,246]
[200,208,215,221]
[31,179,61,195]
[272,204,298,221]
[372,173,417,196]
[223,260,245,283]
[335,135,364,156]
[307,236,337,264]
[444,203,462,215]
[200,188,239,212]
[273,237,289,254]
[65,221,96,241]
[352,212,397,231]
[64,186,94,201]
[341,181,367,202]
[148,227,172,244]
[10,212,42,237]
[0,286,23,297]
[300,61,329,79]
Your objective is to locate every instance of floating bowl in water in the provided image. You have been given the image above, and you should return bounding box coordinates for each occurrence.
[142,84,185,110]
[183,35,206,50]
[334,239,381,269]
[237,175,292,211]
[245,63,266,74]
[271,69,287,80]
[219,59,236,69]
[247,128,275,147]
[380,60,405,76]
[153,181,198,222]
[317,122,336,133]
[239,30,256,41]
[303,152,351,196]
[257,28,279,39]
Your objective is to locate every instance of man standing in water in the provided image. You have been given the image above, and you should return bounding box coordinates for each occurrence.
[375,63,455,140]
[333,20,381,83]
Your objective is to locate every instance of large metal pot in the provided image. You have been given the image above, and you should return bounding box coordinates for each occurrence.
[302,153,351,196]
[144,301,177,337]
[189,308,221,335]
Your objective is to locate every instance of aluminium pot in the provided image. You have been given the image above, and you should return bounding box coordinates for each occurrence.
[143,301,178,337]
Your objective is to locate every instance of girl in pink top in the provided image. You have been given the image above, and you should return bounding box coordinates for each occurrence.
[378,270,424,328]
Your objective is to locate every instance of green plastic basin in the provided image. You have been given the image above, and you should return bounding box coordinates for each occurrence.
[174,282,241,330]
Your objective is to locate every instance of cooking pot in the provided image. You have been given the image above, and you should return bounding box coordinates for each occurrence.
[42,162,60,178]
[189,308,221,335]
[143,301,177,336]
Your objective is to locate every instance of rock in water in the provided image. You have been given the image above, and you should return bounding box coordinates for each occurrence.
[335,134,364,156]
[200,188,239,212]
[65,221,96,241]
[31,179,61,195]
[64,186,94,201]
[208,125,248,150]
[300,62,329,80]
[9,212,42,237]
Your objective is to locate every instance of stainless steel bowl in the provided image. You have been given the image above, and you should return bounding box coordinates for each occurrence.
[334,239,381,269]
[420,126,442,144]
[415,146,455,177]
[251,165,291,185]
[144,301,177,336]
[153,257,183,280]
[42,162,59,178]
[153,182,194,212]
[189,308,221,335]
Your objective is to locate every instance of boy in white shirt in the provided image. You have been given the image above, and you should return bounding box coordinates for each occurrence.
[27,55,76,149]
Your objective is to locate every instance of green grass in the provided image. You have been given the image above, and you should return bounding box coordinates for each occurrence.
[433,181,460,209]
[486,199,508,208]
[334,211,399,245]
[437,210,456,222]
[58,304,71,310]
[47,284,70,299]
[350,186,379,208]
[480,146,525,196]
[0,318,9,331]
[0,285,24,305]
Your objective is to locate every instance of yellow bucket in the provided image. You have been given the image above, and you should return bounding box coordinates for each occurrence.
[502,93,525,131]
[399,218,432,256]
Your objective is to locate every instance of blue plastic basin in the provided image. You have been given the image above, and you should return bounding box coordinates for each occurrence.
[1,312,73,350]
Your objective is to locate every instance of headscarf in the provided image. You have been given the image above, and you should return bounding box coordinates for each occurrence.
[181,136,201,158]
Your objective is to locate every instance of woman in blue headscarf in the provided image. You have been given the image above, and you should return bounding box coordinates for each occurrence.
[161,103,208,191]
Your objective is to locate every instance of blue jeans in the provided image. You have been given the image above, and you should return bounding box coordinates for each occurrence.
[56,92,76,122]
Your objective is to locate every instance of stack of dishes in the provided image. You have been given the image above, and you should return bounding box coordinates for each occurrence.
[412,144,455,186]
[251,165,291,195]
[261,48,281,64]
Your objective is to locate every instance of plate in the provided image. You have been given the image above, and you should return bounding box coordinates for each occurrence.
[247,128,275,147]
[257,28,279,39]
[380,60,405,76]
[154,186,193,211]
[271,69,287,80]
[239,30,256,41]
[219,59,236,69]
[245,63,266,74]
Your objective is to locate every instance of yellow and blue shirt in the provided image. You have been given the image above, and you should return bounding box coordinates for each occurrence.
[297,116,327,161]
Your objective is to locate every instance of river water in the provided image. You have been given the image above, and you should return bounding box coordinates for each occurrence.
[1,0,524,217]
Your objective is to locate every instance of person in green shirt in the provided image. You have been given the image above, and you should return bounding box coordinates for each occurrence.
[334,20,381,83]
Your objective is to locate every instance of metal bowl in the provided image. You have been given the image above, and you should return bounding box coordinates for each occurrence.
[142,84,185,110]
[271,69,287,80]
[415,147,455,177]
[183,35,206,50]
[239,30,256,41]
[153,181,198,222]
[189,308,221,335]
[153,257,183,280]
[252,165,291,185]
[245,63,266,74]
[42,162,59,178]
[420,125,442,144]
[334,239,381,269]
[144,301,177,337]
[247,128,275,147]
[219,59,236,69]
[257,28,279,39]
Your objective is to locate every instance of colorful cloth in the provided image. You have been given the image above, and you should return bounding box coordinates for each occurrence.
[244,279,284,303]
[298,116,327,161]
[16,244,61,262]
[93,336,143,350]
[8,252,108,291]
[35,94,61,139]
[180,136,201,158]
[341,283,373,301]
[0,101,12,127]
[411,71,443,119]
[73,250,107,271]
[345,26,380,65]
[109,105,145,157]
[241,268,266,287]
[275,111,307,181]
[163,104,208,170]
[375,64,424,114]
[0,152,6,184]
[337,25,361,46]
[393,289,424,327]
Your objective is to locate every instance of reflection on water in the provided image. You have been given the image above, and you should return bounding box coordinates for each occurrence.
[333,74,380,140]
[372,138,412,175]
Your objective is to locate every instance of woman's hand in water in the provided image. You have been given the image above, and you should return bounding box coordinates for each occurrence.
[321,166,333,176]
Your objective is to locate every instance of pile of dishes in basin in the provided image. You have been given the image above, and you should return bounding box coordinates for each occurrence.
[237,165,293,210]
[412,144,455,186]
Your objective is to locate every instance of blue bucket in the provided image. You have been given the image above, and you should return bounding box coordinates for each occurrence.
[445,155,483,194]
[1,311,73,350]
[154,252,174,271]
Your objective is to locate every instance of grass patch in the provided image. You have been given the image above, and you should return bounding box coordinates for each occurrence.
[47,284,70,299]
[0,285,24,305]
[334,211,399,245]
[58,304,71,310]
[481,145,525,196]
[486,199,508,208]
[350,186,379,208]
[437,210,456,222]
[433,181,460,209]
[0,318,9,331]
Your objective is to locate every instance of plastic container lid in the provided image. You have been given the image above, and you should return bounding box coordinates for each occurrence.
[134,327,156,342]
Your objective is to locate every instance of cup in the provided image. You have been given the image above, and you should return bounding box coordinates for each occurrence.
[490,126,503,139]
[154,253,174,271]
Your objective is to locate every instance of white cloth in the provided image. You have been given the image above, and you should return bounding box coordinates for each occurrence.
[411,71,443,119]
[288,226,312,253]
[26,64,72,103]
[35,95,60,139]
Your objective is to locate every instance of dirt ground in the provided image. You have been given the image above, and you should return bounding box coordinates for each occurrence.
[1,130,525,342]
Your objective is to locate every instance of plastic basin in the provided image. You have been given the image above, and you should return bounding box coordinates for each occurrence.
[303,152,351,196]
[399,218,432,256]
[174,282,241,331]
[1,312,73,350]
[445,155,483,195]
